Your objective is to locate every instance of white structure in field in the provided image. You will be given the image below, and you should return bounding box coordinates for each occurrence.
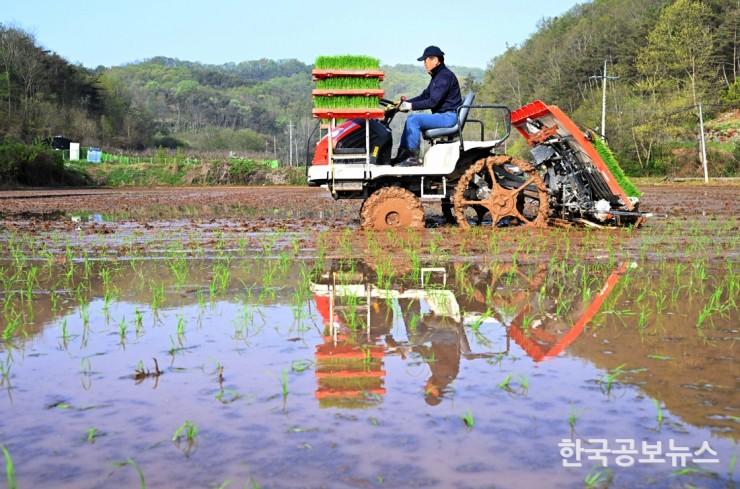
[69,142,80,161]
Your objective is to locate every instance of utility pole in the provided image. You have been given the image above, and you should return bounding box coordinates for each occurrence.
[288,120,294,166]
[698,103,709,183]
[590,58,619,138]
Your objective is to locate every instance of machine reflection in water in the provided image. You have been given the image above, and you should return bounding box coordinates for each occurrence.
[310,260,629,407]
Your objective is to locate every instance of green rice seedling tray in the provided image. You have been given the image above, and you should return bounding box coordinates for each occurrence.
[312,108,385,119]
[312,70,385,80]
[312,89,385,97]
[315,77,381,90]
[314,55,380,70]
[591,134,641,198]
[312,55,385,120]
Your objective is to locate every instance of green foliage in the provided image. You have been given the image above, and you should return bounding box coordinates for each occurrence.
[74,154,298,187]
[179,128,265,151]
[478,0,737,176]
[592,134,641,197]
[722,79,740,106]
[228,158,260,182]
[637,0,714,104]
[314,55,380,70]
[153,135,189,149]
[0,139,90,186]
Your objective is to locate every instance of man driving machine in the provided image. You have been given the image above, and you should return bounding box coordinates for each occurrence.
[393,45,463,167]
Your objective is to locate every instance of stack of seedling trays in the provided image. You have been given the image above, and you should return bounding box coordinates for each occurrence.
[312,55,385,120]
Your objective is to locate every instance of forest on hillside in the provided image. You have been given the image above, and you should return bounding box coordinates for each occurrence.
[479,0,739,176]
[0,26,481,160]
[1,0,738,176]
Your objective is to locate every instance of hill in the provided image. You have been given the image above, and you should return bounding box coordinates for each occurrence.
[0,26,483,161]
[478,0,739,176]
[1,1,738,177]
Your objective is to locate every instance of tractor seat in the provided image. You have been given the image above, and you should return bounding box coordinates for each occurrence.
[422,92,475,140]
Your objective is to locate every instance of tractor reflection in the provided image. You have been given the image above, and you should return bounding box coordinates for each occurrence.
[310,260,628,407]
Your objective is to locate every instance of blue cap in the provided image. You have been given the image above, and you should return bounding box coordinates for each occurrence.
[417,45,445,61]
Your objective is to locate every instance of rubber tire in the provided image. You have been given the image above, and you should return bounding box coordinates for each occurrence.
[360,186,425,231]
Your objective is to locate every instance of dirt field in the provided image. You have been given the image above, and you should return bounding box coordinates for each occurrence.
[0,182,737,222]
[0,183,737,262]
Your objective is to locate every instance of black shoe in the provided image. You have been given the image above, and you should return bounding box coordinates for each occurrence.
[390,147,410,165]
[396,151,421,167]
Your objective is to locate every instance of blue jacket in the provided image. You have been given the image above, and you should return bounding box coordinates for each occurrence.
[408,64,462,114]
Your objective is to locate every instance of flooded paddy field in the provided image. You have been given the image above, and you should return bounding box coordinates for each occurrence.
[0,184,737,488]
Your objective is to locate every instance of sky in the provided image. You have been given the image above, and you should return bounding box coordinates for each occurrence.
[3,0,584,69]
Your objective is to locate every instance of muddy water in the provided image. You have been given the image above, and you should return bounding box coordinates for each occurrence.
[0,256,736,488]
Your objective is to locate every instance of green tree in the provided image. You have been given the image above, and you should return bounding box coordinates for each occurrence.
[637,0,715,107]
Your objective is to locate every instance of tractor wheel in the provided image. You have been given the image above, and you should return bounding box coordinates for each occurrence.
[360,186,425,230]
[453,155,548,229]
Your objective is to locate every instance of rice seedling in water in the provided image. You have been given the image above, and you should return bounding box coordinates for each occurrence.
[600,364,626,395]
[118,317,128,344]
[168,253,189,289]
[648,354,671,361]
[0,353,12,385]
[672,467,715,477]
[637,306,649,330]
[111,458,146,489]
[24,265,38,302]
[86,427,99,443]
[498,375,512,390]
[461,409,475,430]
[653,398,664,428]
[280,369,289,400]
[149,281,165,312]
[172,420,198,444]
[568,406,579,431]
[134,309,144,335]
[2,445,17,489]
[1,312,21,342]
[518,374,529,396]
[176,315,186,337]
[80,357,92,376]
[696,285,728,329]
[584,468,611,488]
[60,318,70,346]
